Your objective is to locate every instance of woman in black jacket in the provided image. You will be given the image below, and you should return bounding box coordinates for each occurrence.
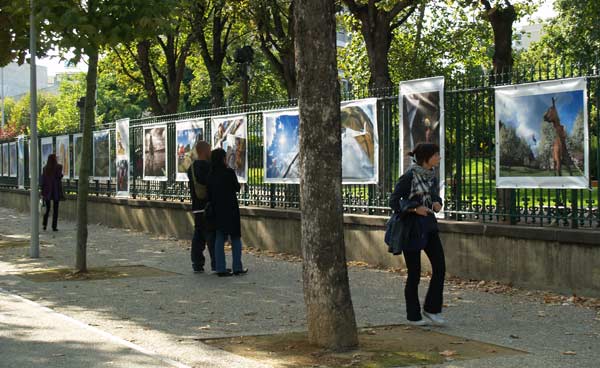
[41,154,64,231]
[389,143,445,326]
[207,148,247,277]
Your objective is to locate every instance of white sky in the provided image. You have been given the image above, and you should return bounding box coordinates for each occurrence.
[36,0,557,77]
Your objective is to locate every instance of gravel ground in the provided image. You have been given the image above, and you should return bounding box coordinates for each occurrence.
[0,207,598,368]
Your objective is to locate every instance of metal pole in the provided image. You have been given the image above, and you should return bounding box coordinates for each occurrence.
[29,0,39,258]
[1,67,4,128]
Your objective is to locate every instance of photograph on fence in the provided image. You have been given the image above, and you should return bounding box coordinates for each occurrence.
[116,118,130,157]
[495,78,589,188]
[73,133,83,179]
[17,137,25,187]
[399,76,445,205]
[143,125,168,181]
[175,119,204,182]
[263,109,300,184]
[93,130,111,180]
[9,142,17,178]
[56,135,70,179]
[40,137,53,175]
[1,144,7,176]
[116,118,130,197]
[132,129,143,178]
[212,115,247,183]
[341,98,378,184]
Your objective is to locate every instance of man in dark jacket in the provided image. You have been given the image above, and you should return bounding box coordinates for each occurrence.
[187,141,215,273]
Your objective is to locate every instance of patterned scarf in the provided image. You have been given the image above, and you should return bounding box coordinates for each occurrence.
[409,164,436,208]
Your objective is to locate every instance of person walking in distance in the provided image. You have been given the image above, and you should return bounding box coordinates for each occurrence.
[389,143,446,326]
[41,154,64,231]
[207,148,247,277]
[187,141,215,273]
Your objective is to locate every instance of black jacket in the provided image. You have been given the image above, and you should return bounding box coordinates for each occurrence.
[207,166,241,237]
[388,170,443,254]
[187,160,211,212]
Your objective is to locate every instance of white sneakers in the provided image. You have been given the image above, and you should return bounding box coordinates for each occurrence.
[423,311,446,326]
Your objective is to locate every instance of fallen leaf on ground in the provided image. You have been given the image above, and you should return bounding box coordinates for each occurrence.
[439,350,457,357]
[562,351,577,355]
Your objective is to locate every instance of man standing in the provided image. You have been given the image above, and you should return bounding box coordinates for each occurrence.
[187,141,215,273]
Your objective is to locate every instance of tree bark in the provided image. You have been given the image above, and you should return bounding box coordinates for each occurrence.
[294,0,358,351]
[343,0,418,90]
[75,46,98,273]
[481,0,516,76]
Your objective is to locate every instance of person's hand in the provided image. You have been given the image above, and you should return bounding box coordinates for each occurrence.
[414,206,429,216]
[432,202,442,213]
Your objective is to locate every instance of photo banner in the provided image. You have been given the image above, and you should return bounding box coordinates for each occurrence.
[399,76,445,209]
[115,118,130,197]
[263,109,300,184]
[212,114,248,183]
[143,124,168,181]
[340,98,379,184]
[73,133,83,180]
[175,118,204,182]
[40,137,53,174]
[495,78,589,189]
[56,135,70,179]
[17,136,25,188]
[1,144,7,176]
[9,142,17,177]
[93,130,111,180]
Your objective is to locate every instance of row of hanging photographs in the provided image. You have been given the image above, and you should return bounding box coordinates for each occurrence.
[0,76,590,193]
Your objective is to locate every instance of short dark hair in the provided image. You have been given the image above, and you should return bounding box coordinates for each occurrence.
[408,142,440,165]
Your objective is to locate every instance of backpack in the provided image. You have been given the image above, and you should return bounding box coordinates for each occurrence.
[190,163,208,200]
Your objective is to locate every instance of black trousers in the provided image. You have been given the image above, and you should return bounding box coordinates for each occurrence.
[43,199,59,230]
[402,231,446,321]
[191,212,215,271]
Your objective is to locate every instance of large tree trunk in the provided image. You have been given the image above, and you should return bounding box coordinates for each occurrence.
[363,20,393,90]
[294,0,358,351]
[208,67,225,108]
[136,40,165,115]
[75,46,98,273]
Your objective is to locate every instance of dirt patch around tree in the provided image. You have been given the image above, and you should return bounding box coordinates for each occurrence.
[201,325,524,368]
[15,265,179,282]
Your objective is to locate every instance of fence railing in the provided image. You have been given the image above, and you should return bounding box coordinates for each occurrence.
[1,63,599,228]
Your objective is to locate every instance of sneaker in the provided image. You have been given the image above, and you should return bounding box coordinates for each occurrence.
[216,271,233,277]
[423,311,446,326]
[193,266,204,273]
[233,268,248,276]
[406,319,428,327]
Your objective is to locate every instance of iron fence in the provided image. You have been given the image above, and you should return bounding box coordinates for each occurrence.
[1,63,599,228]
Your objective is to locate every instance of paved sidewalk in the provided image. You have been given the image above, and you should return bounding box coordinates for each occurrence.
[0,207,598,368]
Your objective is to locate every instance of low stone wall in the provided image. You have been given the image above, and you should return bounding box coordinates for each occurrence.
[2,188,599,297]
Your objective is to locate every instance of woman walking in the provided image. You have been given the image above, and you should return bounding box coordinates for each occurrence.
[41,154,64,231]
[389,143,446,326]
[207,148,247,277]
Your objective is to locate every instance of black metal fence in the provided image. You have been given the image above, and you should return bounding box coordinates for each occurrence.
[1,63,599,228]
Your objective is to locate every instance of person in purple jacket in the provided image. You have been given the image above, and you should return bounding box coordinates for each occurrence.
[41,154,63,231]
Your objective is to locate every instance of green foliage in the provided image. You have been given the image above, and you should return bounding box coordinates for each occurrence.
[518,0,600,66]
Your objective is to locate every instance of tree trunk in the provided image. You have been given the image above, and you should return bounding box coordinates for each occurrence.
[281,51,297,100]
[75,46,98,273]
[208,68,225,108]
[136,40,165,115]
[294,0,358,351]
[364,22,393,91]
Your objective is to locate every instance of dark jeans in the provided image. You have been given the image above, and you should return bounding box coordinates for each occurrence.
[192,212,215,271]
[43,199,59,230]
[402,231,446,321]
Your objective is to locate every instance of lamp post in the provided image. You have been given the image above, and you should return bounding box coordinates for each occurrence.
[29,0,39,258]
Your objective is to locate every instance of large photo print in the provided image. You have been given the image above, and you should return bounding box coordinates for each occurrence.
[212,115,247,183]
[341,98,378,184]
[399,77,445,208]
[93,130,111,179]
[263,109,300,184]
[495,78,588,188]
[115,118,130,197]
[143,125,168,181]
[56,135,70,179]
[73,133,83,179]
[1,144,7,176]
[40,137,53,174]
[175,119,204,182]
[9,142,17,177]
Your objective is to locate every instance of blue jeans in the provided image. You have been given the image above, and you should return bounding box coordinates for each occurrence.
[214,230,243,273]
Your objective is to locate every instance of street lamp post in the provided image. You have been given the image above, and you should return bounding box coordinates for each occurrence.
[29,0,40,258]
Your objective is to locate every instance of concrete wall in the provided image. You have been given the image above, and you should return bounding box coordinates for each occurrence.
[1,188,598,297]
